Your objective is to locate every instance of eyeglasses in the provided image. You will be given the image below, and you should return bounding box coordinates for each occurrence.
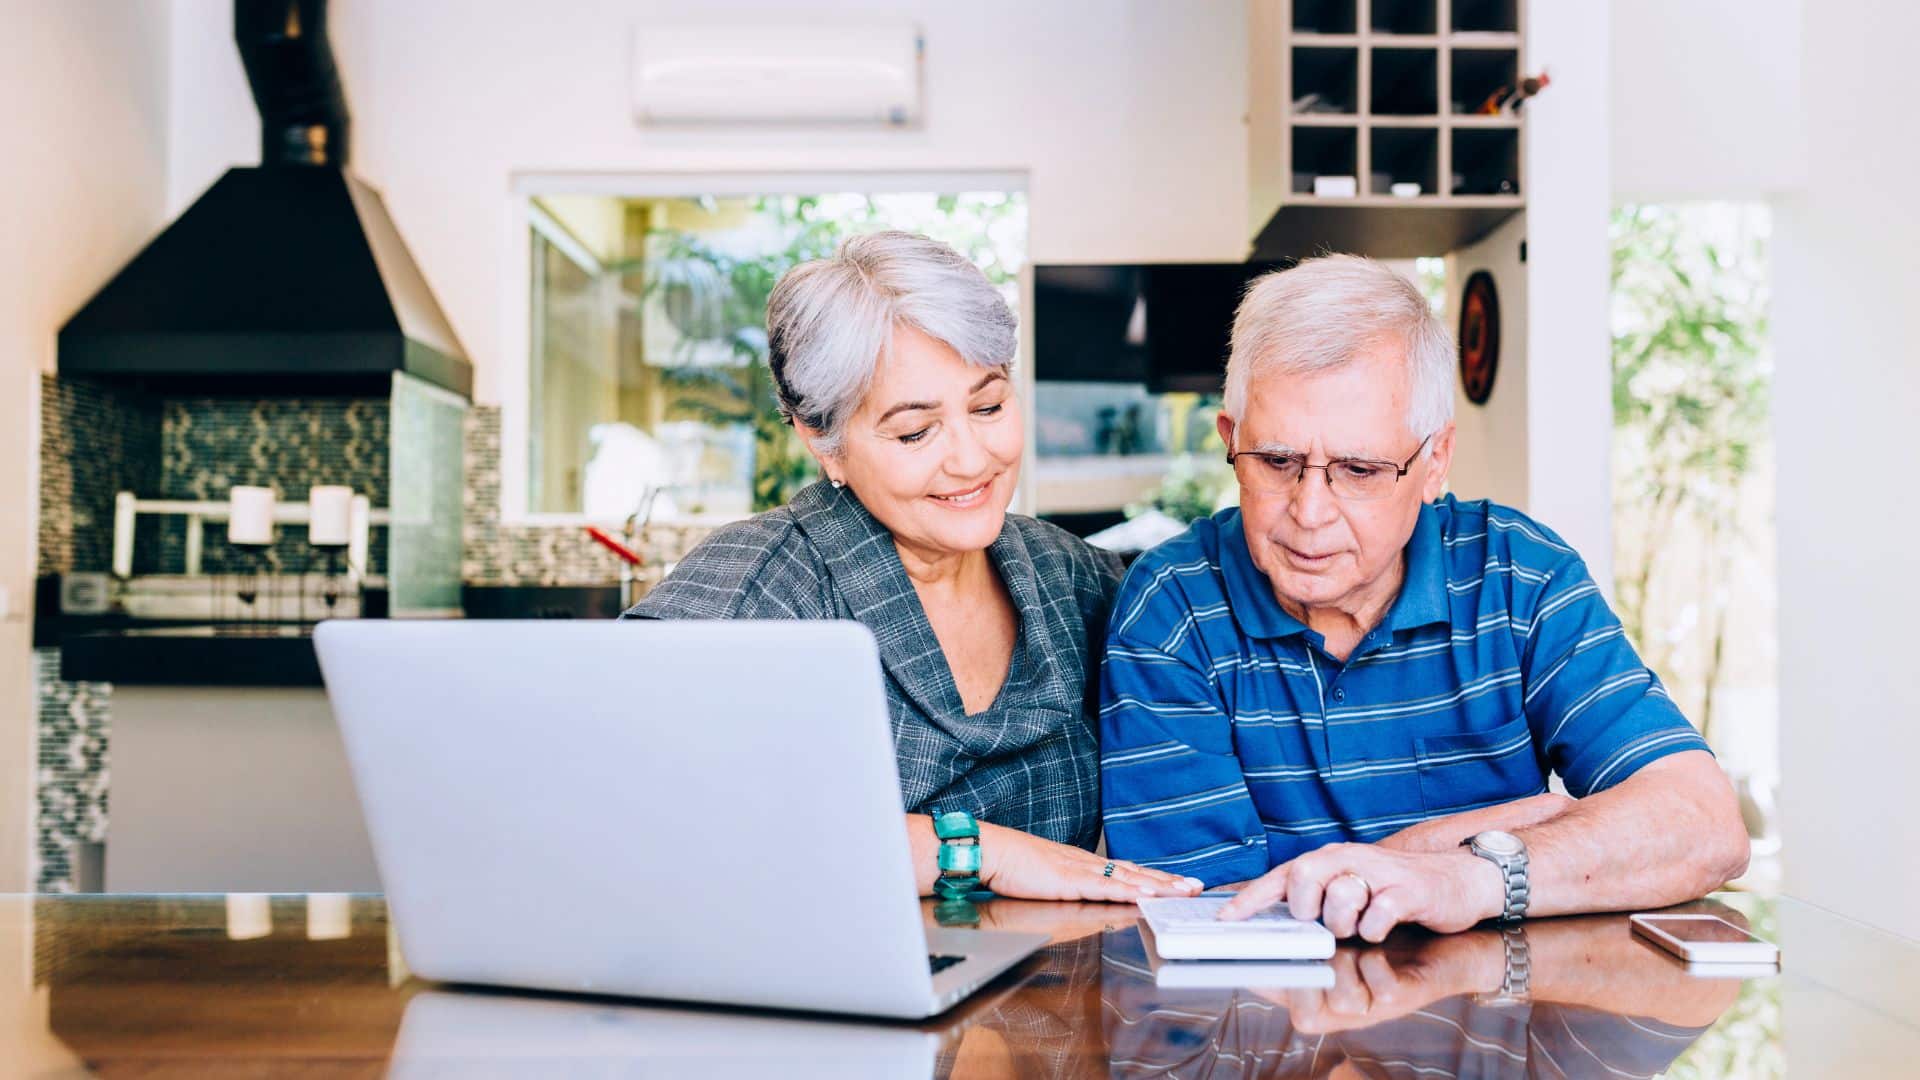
[1226,434,1432,502]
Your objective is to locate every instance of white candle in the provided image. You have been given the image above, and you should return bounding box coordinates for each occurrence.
[308,486,353,547]
[228,485,277,546]
[305,892,352,940]
[226,893,272,941]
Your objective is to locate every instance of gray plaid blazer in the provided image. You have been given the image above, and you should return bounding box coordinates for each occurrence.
[624,480,1123,849]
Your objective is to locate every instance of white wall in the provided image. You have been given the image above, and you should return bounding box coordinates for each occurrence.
[1771,0,1920,938]
[1514,1,1616,583]
[1610,0,1806,201]
[1430,2,1613,583]
[0,0,174,890]
[1445,213,1529,511]
[167,0,1253,405]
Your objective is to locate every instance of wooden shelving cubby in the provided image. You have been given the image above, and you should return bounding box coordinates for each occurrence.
[1252,0,1527,257]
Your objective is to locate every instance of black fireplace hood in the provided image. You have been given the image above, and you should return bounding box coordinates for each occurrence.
[58,0,470,398]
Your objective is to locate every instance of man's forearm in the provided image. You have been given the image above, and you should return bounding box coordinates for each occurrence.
[1377,792,1575,854]
[1508,751,1748,918]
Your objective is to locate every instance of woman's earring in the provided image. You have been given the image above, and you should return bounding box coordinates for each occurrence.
[830,478,845,490]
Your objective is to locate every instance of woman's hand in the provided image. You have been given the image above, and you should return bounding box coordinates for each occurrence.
[977,822,1203,902]
[967,898,1133,944]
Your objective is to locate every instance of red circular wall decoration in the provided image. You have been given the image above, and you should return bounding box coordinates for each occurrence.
[1458,270,1500,406]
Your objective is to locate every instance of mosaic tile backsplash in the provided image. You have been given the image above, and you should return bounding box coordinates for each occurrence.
[33,648,110,894]
[462,406,709,585]
[156,394,391,576]
[37,375,162,577]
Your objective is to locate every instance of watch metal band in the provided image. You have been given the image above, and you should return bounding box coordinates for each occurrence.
[1496,854,1530,922]
[1501,925,1532,996]
[1475,924,1533,1006]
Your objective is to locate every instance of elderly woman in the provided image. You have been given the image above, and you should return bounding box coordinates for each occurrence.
[627,231,1199,903]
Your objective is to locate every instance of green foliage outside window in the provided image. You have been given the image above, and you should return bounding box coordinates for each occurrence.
[619,194,1026,512]
[1610,203,1772,749]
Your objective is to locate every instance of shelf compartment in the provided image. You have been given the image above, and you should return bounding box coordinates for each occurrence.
[1370,0,1437,36]
[1291,46,1360,115]
[1451,128,1521,196]
[1370,47,1438,115]
[1369,127,1440,197]
[1291,125,1359,195]
[1292,0,1357,34]
[1451,0,1520,33]
[1450,47,1519,115]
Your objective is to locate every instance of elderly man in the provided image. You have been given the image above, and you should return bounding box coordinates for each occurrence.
[1100,254,1748,941]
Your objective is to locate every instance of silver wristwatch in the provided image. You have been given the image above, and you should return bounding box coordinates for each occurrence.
[1462,829,1530,922]
[1474,925,1533,1006]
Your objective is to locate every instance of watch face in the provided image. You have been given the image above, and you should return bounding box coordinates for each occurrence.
[1477,830,1524,856]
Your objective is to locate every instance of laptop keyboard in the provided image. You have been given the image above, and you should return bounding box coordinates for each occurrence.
[929,954,966,975]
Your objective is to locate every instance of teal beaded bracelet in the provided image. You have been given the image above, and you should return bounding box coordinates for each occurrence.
[930,809,981,900]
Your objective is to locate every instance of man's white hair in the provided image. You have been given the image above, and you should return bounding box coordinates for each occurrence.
[1222,254,1456,444]
[765,230,1017,453]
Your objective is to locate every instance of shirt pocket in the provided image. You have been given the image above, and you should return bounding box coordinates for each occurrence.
[1414,714,1545,813]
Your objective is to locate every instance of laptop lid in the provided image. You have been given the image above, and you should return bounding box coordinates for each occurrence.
[314,619,938,1017]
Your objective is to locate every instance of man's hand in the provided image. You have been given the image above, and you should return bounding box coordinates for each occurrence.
[1262,931,1507,1034]
[1216,842,1504,941]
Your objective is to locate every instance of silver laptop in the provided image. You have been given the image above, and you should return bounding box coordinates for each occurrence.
[313,619,1046,1019]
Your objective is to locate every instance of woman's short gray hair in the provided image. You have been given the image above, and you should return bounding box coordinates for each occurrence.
[765,230,1017,452]
[1222,254,1456,444]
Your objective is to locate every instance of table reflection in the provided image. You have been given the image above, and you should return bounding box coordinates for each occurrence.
[22,892,1919,1076]
[386,934,1110,1079]
[1101,901,1752,1078]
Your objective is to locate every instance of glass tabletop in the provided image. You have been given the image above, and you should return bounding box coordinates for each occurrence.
[4,891,1915,1076]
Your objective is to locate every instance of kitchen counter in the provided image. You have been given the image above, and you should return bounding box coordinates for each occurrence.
[61,624,325,686]
[54,586,627,688]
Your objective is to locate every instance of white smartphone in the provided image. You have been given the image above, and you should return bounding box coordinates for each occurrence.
[1630,913,1780,965]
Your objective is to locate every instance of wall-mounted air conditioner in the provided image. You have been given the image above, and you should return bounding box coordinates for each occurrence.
[632,21,923,126]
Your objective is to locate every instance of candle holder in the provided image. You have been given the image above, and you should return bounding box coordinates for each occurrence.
[233,544,273,629]
[226,485,278,629]
[307,485,355,627]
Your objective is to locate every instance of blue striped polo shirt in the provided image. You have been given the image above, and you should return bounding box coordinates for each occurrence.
[1099,494,1709,884]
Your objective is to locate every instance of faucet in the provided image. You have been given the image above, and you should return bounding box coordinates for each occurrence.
[582,486,663,612]
[620,486,664,609]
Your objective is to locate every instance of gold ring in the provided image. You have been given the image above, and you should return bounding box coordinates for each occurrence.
[1338,871,1372,895]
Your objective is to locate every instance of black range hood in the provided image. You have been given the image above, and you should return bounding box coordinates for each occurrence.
[59,0,470,398]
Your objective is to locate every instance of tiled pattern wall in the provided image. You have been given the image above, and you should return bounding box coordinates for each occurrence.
[156,395,391,575]
[32,648,110,894]
[462,406,710,585]
[37,375,162,576]
[36,375,394,578]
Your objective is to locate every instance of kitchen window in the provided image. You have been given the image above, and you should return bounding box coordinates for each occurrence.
[515,180,1028,522]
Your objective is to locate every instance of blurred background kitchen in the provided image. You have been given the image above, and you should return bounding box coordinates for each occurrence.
[1,0,1906,981]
